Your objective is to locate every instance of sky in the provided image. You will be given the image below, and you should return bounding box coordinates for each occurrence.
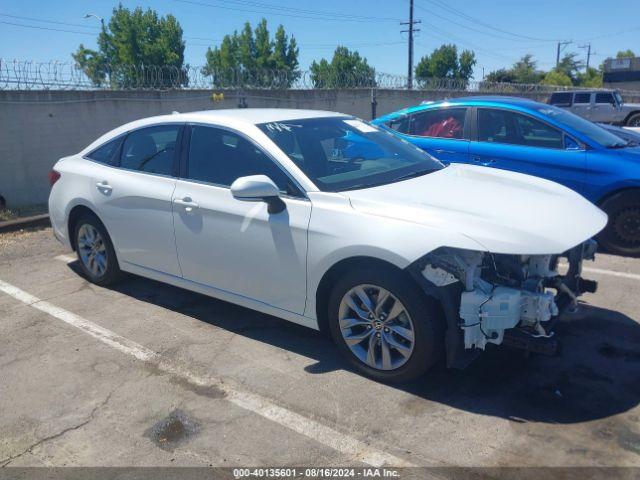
[0,0,639,81]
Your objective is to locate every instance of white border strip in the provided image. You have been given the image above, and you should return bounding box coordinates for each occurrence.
[582,266,640,282]
[558,262,640,282]
[0,278,413,467]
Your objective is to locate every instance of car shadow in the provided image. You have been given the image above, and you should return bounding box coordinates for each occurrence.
[67,262,640,425]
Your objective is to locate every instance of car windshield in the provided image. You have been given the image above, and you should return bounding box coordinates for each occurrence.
[258,117,444,192]
[532,104,629,148]
[614,91,624,105]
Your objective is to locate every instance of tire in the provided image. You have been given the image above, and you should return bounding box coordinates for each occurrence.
[73,213,121,286]
[625,113,640,127]
[327,267,444,383]
[597,190,640,257]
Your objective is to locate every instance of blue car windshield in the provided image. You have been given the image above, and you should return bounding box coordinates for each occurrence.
[533,104,628,148]
[258,117,444,192]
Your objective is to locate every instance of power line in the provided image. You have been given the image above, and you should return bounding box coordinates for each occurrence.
[0,20,95,36]
[174,0,401,23]
[421,0,557,42]
[206,0,401,22]
[0,13,99,30]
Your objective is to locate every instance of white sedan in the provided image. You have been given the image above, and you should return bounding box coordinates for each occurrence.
[49,109,607,382]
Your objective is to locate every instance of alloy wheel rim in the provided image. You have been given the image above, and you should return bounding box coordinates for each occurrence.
[338,284,415,371]
[77,224,108,278]
[612,207,640,247]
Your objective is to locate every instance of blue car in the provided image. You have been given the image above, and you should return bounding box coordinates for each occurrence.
[372,97,640,256]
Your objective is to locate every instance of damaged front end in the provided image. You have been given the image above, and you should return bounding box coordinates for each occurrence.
[407,240,598,368]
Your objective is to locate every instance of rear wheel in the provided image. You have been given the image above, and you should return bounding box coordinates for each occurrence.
[327,267,443,383]
[625,113,640,127]
[73,213,121,285]
[598,191,640,257]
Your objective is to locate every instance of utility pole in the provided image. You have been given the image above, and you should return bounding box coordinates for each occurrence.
[401,0,421,89]
[556,40,572,68]
[579,43,592,70]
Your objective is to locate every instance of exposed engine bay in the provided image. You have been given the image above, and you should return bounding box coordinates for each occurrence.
[410,240,598,364]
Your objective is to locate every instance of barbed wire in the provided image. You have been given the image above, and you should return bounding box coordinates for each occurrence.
[0,59,634,95]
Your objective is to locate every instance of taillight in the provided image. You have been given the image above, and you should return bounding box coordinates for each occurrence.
[48,170,61,187]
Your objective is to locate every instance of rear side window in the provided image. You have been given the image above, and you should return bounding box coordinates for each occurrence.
[595,93,615,105]
[386,116,411,133]
[573,93,591,104]
[120,125,181,176]
[85,137,123,165]
[549,92,572,106]
[407,108,467,139]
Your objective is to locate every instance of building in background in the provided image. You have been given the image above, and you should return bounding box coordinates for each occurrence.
[603,57,640,90]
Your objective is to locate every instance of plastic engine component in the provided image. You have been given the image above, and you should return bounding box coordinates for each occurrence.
[459,286,522,350]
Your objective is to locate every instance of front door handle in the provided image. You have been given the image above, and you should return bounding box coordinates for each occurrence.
[174,196,199,213]
[435,149,457,155]
[96,181,112,194]
[472,156,496,166]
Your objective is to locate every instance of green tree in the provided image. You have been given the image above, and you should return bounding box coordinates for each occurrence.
[72,5,186,88]
[511,54,545,83]
[414,44,476,85]
[309,47,376,88]
[556,52,582,84]
[203,19,299,88]
[484,68,516,83]
[541,70,572,87]
[616,49,636,59]
[577,67,603,87]
[485,54,543,85]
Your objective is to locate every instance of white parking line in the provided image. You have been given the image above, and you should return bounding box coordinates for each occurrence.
[55,254,77,263]
[558,262,640,282]
[0,277,414,468]
[582,266,640,282]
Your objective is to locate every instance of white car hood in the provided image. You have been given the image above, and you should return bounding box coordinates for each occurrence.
[346,163,608,255]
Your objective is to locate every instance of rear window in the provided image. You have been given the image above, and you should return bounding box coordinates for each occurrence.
[85,137,123,165]
[549,92,572,106]
[573,93,591,104]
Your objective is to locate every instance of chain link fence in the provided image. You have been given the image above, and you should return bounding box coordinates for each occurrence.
[3,59,631,95]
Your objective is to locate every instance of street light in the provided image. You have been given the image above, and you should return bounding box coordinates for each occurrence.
[84,13,104,26]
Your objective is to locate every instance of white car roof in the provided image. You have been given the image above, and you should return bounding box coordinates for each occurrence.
[139,108,349,129]
[81,108,351,156]
[183,108,349,124]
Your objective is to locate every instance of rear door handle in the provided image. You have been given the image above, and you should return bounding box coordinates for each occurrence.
[174,196,199,213]
[96,181,112,193]
[472,156,496,166]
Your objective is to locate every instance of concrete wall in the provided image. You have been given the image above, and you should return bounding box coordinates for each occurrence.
[0,88,553,207]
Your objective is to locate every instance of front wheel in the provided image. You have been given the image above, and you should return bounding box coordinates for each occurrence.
[625,113,640,127]
[327,267,443,383]
[598,191,640,257]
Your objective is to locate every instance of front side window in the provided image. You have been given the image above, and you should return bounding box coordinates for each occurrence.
[120,125,180,175]
[595,93,615,105]
[406,108,467,139]
[573,93,591,104]
[258,117,443,192]
[187,126,299,195]
[532,104,627,148]
[478,109,564,149]
[86,136,123,165]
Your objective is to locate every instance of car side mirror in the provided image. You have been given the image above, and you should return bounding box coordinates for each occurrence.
[564,136,582,151]
[230,175,286,214]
